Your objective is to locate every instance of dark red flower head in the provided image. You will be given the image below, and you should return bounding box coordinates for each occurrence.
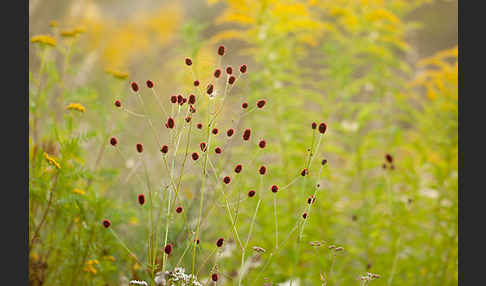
[189,94,196,105]
[212,128,219,135]
[271,185,278,193]
[214,69,222,78]
[257,100,266,108]
[215,147,222,154]
[176,206,183,213]
[228,75,236,84]
[223,176,231,184]
[181,97,187,105]
[197,123,203,129]
[318,122,327,134]
[171,95,177,103]
[177,94,184,104]
[131,81,139,92]
[302,212,308,219]
[385,154,393,163]
[321,159,328,166]
[227,128,234,137]
[207,83,214,95]
[110,137,118,146]
[243,128,251,141]
[216,237,224,247]
[234,164,242,173]
[114,100,122,107]
[240,64,247,73]
[226,66,233,75]
[258,140,266,149]
[259,165,266,175]
[218,45,225,56]
[102,219,111,228]
[138,194,145,205]
[242,102,248,109]
[164,244,172,255]
[307,195,316,204]
[136,143,143,153]
[167,117,175,129]
[212,273,219,282]
[185,57,192,66]
[200,142,207,152]
[248,190,256,197]
[146,80,154,88]
[194,80,200,86]
[301,168,308,176]
[195,239,200,245]
[185,116,192,123]
[312,122,317,129]
[190,105,196,113]
[161,145,169,154]
[192,152,199,161]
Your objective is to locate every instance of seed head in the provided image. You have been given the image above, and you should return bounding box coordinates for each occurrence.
[214,69,222,78]
[223,176,231,184]
[271,185,278,193]
[130,81,139,92]
[302,212,308,219]
[248,190,256,197]
[194,80,200,86]
[167,117,175,129]
[312,122,317,129]
[240,64,247,73]
[226,66,233,75]
[257,100,266,108]
[192,152,199,161]
[212,128,219,135]
[242,102,248,109]
[161,145,169,154]
[301,168,308,176]
[318,122,327,134]
[136,143,143,153]
[212,273,219,282]
[171,95,177,103]
[259,166,266,175]
[197,123,203,129]
[218,45,225,56]
[138,194,145,205]
[185,117,192,123]
[385,154,393,163]
[228,75,236,84]
[215,147,222,154]
[110,137,118,146]
[216,237,224,247]
[146,80,154,88]
[207,83,214,95]
[189,94,196,105]
[258,140,266,149]
[114,100,122,107]
[234,164,243,173]
[185,57,192,66]
[181,97,187,105]
[164,244,172,255]
[227,128,234,137]
[243,128,251,141]
[321,159,328,166]
[177,94,184,104]
[102,219,111,228]
[200,142,207,152]
[307,195,316,204]
[176,206,183,213]
[195,239,200,245]
[190,106,196,113]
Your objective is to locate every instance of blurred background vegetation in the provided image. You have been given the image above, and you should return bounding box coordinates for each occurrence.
[29,0,457,285]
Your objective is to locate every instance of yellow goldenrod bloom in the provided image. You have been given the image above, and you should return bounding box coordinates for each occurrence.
[31,35,57,47]
[66,103,86,113]
[43,152,61,169]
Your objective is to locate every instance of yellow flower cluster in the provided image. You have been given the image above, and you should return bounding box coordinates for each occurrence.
[66,103,86,113]
[31,35,57,47]
[43,152,61,169]
[105,68,129,80]
[103,255,116,262]
[60,26,86,38]
[73,188,86,195]
[83,259,99,274]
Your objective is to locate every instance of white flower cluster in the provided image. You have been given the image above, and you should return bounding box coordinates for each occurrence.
[155,267,203,286]
[358,272,381,281]
[129,280,148,286]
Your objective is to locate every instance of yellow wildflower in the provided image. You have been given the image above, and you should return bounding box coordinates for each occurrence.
[49,20,59,28]
[60,26,86,38]
[31,35,56,47]
[105,68,129,80]
[73,188,86,195]
[31,253,40,261]
[83,265,97,274]
[129,216,139,225]
[103,255,116,262]
[133,262,141,271]
[66,103,86,113]
[43,152,61,169]
[74,216,81,223]
[87,259,99,265]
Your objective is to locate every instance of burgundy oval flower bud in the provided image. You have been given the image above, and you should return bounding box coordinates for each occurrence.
[301,168,308,176]
[194,80,200,86]
[227,128,234,137]
[181,97,187,105]
[102,219,111,228]
[114,100,122,107]
[216,237,224,247]
[318,122,327,134]
[185,57,192,66]
[214,69,222,78]
[190,105,196,113]
[212,273,219,282]
[176,206,183,213]
[257,100,266,108]
[215,147,222,154]
[243,129,251,141]
[228,75,236,84]
[146,80,154,88]
[218,45,225,56]
[385,154,393,163]
[242,102,248,109]
[110,137,118,146]
[192,152,199,161]
[226,66,233,75]
[185,116,192,123]
[259,165,266,175]
[302,212,308,219]
[321,159,328,166]
[200,142,207,152]
[177,94,184,104]
[223,176,231,184]
[307,195,316,204]
[197,123,203,129]
[234,164,242,173]
[248,190,256,197]
[171,95,177,103]
[167,117,175,129]
[136,143,143,153]
[161,145,169,154]
[271,185,278,193]
[188,94,196,105]
[164,244,172,255]
[240,64,247,73]
[207,83,214,95]
[312,122,317,129]
[195,239,200,245]
[212,128,219,135]
[258,140,266,149]
[138,194,145,205]
[131,81,139,92]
